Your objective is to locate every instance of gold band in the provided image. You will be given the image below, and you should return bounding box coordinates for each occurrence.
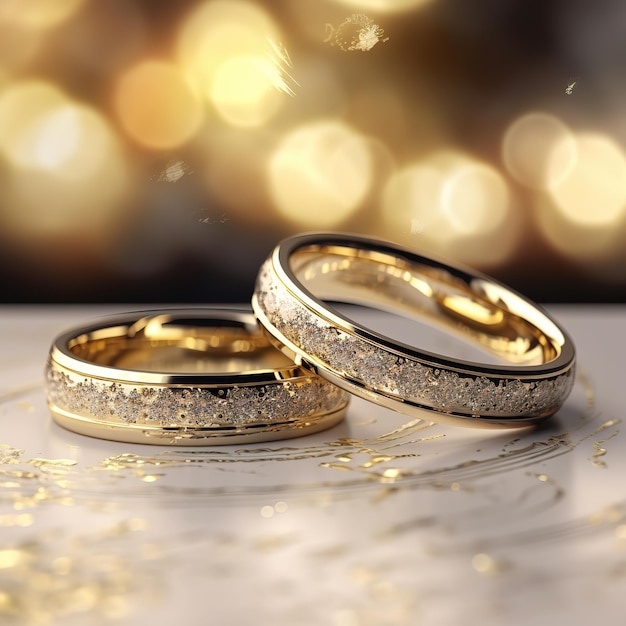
[252,233,576,428]
[45,309,349,445]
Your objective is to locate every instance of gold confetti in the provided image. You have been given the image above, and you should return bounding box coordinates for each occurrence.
[360,455,395,468]
[0,522,159,623]
[140,475,161,483]
[320,462,353,472]
[589,422,621,469]
[324,14,389,52]
[381,468,400,479]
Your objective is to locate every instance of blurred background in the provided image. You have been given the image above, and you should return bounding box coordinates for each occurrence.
[1,0,625,304]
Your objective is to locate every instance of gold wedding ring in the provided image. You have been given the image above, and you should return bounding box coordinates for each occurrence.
[46,309,349,445]
[252,233,576,428]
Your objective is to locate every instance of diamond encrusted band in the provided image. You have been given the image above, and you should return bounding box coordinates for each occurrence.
[252,233,576,428]
[46,309,349,445]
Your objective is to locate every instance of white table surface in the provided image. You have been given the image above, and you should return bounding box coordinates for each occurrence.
[0,304,624,626]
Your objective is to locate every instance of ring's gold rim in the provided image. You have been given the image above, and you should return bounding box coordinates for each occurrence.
[50,308,310,385]
[49,403,348,446]
[275,236,575,377]
[251,233,576,427]
[45,308,350,445]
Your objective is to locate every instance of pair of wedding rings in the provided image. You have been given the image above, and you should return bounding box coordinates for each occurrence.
[45,233,576,445]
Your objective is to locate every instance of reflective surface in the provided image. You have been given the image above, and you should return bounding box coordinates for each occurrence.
[0,305,623,625]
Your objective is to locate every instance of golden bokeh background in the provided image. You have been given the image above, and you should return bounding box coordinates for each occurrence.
[1,0,625,302]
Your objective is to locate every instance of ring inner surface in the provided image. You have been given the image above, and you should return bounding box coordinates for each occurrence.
[68,315,294,374]
[289,245,563,367]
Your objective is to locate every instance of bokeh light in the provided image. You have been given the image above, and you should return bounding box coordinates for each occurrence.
[0,0,625,302]
[548,132,626,227]
[5,154,128,241]
[502,112,577,190]
[381,151,516,267]
[113,60,203,150]
[0,81,129,240]
[209,55,283,127]
[382,161,449,239]
[0,81,68,168]
[331,0,434,12]
[177,0,279,84]
[441,162,509,235]
[33,105,121,183]
[535,132,626,270]
[535,196,624,268]
[177,0,285,126]
[268,119,372,227]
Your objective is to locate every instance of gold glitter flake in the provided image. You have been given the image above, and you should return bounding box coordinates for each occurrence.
[381,468,401,480]
[360,455,395,468]
[28,458,77,470]
[577,418,622,468]
[0,443,24,464]
[0,444,81,512]
[591,430,619,468]
[0,522,157,623]
[320,462,353,472]
[140,474,162,483]
[324,14,389,52]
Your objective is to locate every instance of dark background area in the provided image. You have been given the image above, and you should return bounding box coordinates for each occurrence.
[1,0,625,304]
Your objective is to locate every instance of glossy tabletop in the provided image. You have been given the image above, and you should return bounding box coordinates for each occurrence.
[0,305,624,626]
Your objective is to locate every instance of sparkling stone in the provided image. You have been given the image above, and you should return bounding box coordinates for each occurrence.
[46,364,348,429]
